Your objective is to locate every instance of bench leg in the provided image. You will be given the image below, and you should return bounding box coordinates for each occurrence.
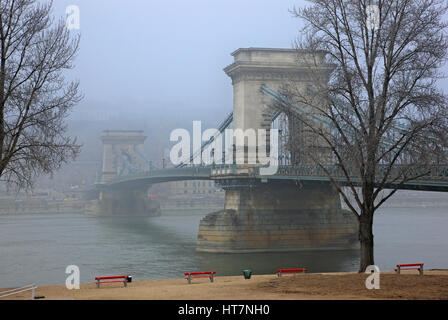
[124,280,127,287]
[397,266,401,274]
[419,266,424,276]
[187,274,191,284]
[278,272,282,278]
[96,280,100,288]
[210,274,214,283]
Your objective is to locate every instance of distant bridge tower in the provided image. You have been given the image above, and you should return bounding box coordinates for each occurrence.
[96,130,160,216]
[100,130,147,184]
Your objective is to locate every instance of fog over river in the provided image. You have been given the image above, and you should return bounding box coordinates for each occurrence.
[1,192,447,288]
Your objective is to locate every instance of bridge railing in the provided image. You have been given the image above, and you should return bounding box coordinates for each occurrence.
[211,164,448,181]
[105,163,448,187]
[108,165,215,184]
[272,164,448,182]
[0,284,37,300]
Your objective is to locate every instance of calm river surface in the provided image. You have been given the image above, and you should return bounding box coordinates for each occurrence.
[1,202,447,288]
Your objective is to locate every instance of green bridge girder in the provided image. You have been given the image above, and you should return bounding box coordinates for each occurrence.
[97,165,448,192]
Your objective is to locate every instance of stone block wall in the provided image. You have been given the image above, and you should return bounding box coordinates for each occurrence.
[197,181,359,252]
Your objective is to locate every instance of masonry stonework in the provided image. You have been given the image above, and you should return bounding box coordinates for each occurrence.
[197,181,359,252]
[197,48,358,252]
[98,188,161,216]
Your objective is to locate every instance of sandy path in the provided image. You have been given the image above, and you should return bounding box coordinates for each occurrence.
[2,270,448,300]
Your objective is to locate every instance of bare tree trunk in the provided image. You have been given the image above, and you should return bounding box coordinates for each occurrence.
[359,213,374,272]
[284,0,448,273]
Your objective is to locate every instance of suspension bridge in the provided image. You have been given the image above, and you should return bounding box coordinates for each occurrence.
[93,48,448,253]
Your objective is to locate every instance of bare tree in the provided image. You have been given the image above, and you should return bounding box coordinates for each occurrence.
[0,0,81,190]
[272,0,448,271]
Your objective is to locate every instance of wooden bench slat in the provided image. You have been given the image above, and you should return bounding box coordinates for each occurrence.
[396,263,423,267]
[276,268,307,277]
[95,275,128,280]
[184,271,216,276]
[277,268,307,272]
[184,271,216,284]
[95,275,130,288]
[395,263,424,276]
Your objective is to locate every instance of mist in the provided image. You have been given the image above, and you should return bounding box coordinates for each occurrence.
[2,0,448,300]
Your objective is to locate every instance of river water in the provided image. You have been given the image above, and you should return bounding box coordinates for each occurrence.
[0,201,447,288]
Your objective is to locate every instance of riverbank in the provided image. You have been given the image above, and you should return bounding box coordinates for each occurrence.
[2,270,448,300]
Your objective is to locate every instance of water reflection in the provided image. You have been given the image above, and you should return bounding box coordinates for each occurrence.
[1,203,447,287]
[195,250,360,276]
[90,215,192,245]
[89,213,360,277]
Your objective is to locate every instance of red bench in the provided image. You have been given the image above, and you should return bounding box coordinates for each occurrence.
[277,268,307,277]
[95,275,130,288]
[184,271,216,284]
[394,263,424,275]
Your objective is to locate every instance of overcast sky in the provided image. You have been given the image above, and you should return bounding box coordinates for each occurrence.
[51,0,302,125]
[50,0,448,128]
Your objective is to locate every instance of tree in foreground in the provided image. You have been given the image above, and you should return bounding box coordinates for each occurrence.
[273,0,448,271]
[0,0,81,190]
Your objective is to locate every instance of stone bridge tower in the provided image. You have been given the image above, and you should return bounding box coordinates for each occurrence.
[97,130,160,216]
[224,47,332,165]
[197,48,358,253]
[100,130,147,184]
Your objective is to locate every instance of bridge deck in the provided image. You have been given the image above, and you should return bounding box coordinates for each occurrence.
[97,165,448,192]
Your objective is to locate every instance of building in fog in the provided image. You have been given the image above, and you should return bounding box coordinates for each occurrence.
[150,180,225,210]
[169,180,221,196]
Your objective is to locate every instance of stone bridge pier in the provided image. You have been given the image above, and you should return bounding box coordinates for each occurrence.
[98,187,160,216]
[197,179,359,252]
[197,48,359,252]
